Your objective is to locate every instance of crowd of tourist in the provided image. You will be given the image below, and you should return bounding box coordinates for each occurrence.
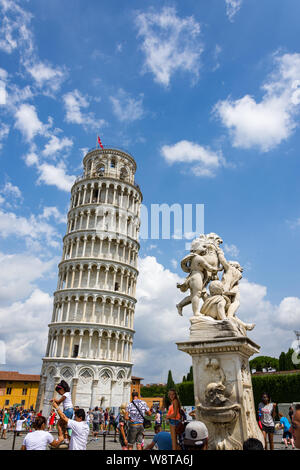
[1,384,300,451]
[0,407,58,439]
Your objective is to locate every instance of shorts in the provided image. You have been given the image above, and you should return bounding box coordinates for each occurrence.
[3,424,7,430]
[127,423,144,445]
[169,419,181,426]
[262,424,275,434]
[283,431,292,439]
[93,422,100,432]
[64,408,74,419]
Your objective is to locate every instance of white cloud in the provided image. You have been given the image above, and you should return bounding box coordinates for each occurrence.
[110,89,144,122]
[0,289,52,371]
[14,103,44,141]
[24,150,76,192]
[0,207,61,247]
[133,256,191,382]
[42,135,73,157]
[0,123,9,149]
[26,61,67,93]
[0,0,33,54]
[224,243,239,258]
[0,253,55,306]
[0,67,8,104]
[63,89,106,131]
[4,83,34,111]
[39,206,67,224]
[135,6,202,87]
[1,181,22,199]
[238,279,300,356]
[225,0,243,22]
[0,1,66,94]
[38,162,76,192]
[161,140,223,178]
[212,44,222,71]
[276,297,300,328]
[0,181,23,208]
[24,151,39,166]
[214,52,300,151]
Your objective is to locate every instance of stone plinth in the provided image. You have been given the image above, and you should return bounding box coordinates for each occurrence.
[177,331,264,450]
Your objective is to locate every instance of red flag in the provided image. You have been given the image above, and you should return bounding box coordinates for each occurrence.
[98,136,104,149]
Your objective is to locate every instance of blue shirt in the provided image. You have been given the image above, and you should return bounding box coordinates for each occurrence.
[280,417,291,433]
[153,431,172,450]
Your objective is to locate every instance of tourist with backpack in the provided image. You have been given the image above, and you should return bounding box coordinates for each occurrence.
[125,392,151,450]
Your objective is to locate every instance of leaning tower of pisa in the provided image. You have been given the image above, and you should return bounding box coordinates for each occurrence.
[36,147,142,414]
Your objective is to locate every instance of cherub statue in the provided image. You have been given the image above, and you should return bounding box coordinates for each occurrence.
[176,233,255,336]
[176,243,222,316]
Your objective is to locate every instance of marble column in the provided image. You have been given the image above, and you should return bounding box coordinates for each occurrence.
[177,335,264,450]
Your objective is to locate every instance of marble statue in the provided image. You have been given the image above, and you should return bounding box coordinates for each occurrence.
[176,233,264,449]
[176,233,254,336]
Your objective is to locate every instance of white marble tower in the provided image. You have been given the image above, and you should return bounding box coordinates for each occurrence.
[37,147,142,414]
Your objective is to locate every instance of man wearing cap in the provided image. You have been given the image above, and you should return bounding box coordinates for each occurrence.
[183,421,209,450]
[125,391,151,450]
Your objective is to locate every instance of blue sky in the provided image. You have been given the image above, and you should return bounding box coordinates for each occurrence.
[0,0,300,383]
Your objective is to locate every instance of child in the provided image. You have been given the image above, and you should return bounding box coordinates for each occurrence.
[279,413,295,449]
[48,411,56,431]
[16,414,26,436]
[117,403,128,450]
[50,380,73,443]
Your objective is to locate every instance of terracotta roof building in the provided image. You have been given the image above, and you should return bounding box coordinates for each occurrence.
[0,371,40,409]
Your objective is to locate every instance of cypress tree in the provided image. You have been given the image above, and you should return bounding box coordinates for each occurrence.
[279,352,287,371]
[286,349,295,371]
[164,370,175,408]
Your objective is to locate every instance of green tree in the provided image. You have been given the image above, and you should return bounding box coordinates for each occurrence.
[164,370,175,408]
[186,366,193,382]
[279,352,287,371]
[285,348,295,371]
[182,376,186,383]
[249,356,279,372]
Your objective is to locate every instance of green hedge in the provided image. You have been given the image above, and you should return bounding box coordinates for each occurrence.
[140,385,166,398]
[176,381,195,406]
[168,373,300,408]
[252,372,300,407]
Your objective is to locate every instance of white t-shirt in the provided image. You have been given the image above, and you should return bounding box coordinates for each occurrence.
[23,430,54,450]
[16,419,26,431]
[67,419,90,450]
[63,391,73,410]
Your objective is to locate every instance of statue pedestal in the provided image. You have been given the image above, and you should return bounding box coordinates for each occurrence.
[177,324,264,450]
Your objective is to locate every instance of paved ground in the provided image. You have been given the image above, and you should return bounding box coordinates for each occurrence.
[0,428,298,450]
